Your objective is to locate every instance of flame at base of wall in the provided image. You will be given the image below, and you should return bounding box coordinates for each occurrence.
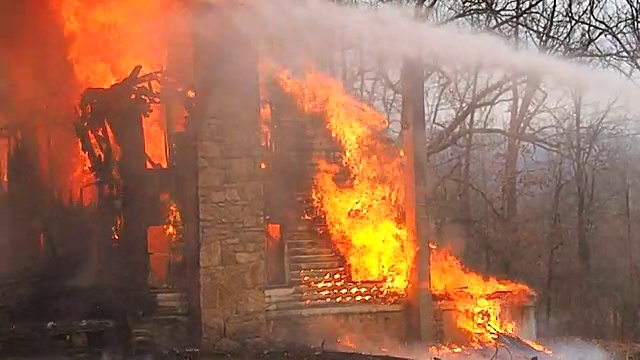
[271,67,547,351]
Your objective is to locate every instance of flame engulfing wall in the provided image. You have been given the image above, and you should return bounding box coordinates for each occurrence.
[273,68,540,349]
[52,0,181,171]
[0,1,81,197]
[0,0,181,201]
[276,71,412,295]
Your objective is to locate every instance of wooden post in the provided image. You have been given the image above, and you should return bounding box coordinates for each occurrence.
[401,56,435,344]
[116,107,150,312]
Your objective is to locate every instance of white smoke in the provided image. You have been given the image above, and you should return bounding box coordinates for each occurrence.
[546,339,614,360]
[218,0,640,112]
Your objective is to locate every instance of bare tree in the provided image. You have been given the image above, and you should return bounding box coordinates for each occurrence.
[329,0,640,342]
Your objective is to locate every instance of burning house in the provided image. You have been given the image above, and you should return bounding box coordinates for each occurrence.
[0,0,545,357]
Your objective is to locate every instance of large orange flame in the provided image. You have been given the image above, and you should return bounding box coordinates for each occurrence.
[1,2,83,201]
[51,0,178,198]
[275,68,542,349]
[277,71,412,295]
[431,245,534,346]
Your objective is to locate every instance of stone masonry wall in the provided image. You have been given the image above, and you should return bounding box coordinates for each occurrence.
[194,1,266,349]
[267,307,406,350]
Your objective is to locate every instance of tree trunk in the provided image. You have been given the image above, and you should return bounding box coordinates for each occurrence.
[503,0,522,228]
[544,162,563,330]
[459,71,478,267]
[460,71,477,229]
[504,85,520,224]
[620,169,638,341]
[502,77,537,275]
[574,96,591,277]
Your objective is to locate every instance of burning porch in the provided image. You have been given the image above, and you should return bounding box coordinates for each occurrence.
[195,58,545,355]
[252,71,541,354]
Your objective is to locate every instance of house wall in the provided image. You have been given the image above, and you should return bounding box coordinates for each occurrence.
[266,305,407,350]
[257,298,538,349]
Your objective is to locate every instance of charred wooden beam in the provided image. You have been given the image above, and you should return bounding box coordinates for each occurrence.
[73,66,165,313]
[72,63,195,315]
[493,329,547,359]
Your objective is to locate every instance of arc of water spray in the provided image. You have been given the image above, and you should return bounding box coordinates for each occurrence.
[212,0,640,113]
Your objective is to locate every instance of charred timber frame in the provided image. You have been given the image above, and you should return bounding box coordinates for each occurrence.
[74,67,163,312]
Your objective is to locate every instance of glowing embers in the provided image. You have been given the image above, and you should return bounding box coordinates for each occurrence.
[149,195,185,288]
[259,67,273,172]
[300,268,403,305]
[266,223,287,286]
[0,135,9,191]
[164,199,183,241]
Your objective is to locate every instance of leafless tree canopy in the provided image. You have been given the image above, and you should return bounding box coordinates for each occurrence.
[329,0,640,342]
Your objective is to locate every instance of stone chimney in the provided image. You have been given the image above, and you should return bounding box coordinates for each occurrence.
[192,0,266,348]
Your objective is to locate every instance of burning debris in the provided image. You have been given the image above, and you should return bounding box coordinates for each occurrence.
[430,247,535,347]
